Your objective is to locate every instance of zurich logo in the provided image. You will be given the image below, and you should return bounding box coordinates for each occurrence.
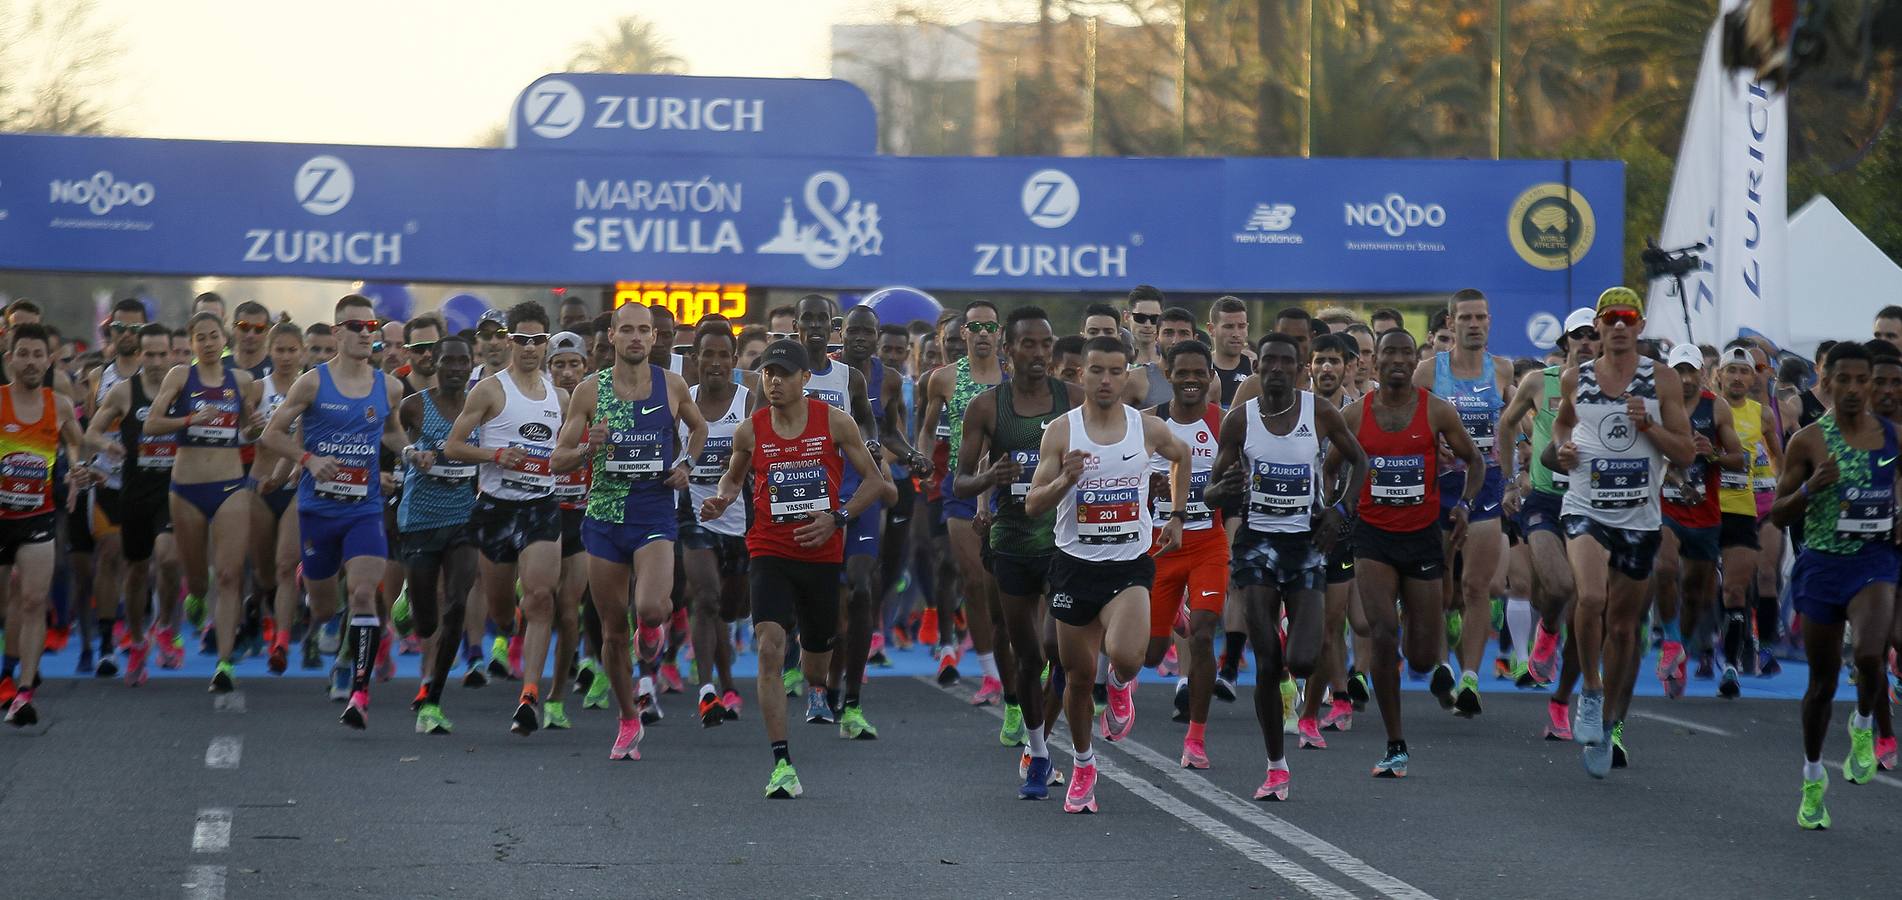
[1021,169,1078,229]
[294,155,354,216]
[524,79,584,140]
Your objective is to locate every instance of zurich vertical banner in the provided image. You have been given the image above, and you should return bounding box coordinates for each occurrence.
[507,73,878,156]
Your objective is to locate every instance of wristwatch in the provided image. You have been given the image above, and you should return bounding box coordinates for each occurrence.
[828,509,849,530]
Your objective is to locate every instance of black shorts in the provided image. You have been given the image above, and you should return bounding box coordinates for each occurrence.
[1353,520,1445,581]
[887,474,916,527]
[0,513,57,566]
[1230,528,1325,593]
[1325,521,1356,585]
[561,506,585,558]
[94,486,124,529]
[64,492,94,554]
[1563,515,1662,581]
[681,521,749,576]
[1519,489,1565,539]
[1664,517,1721,563]
[990,550,1053,598]
[402,523,474,569]
[471,495,562,564]
[1047,551,1155,627]
[750,555,841,651]
[926,498,946,538]
[1719,512,1760,551]
[120,489,171,562]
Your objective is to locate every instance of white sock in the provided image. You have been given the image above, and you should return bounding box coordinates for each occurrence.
[1268,756,1288,771]
[1108,668,1131,691]
[1506,598,1534,664]
[939,644,955,661]
[1026,726,1048,759]
[977,652,1000,681]
[1854,712,1874,730]
[1804,759,1826,781]
[1072,747,1094,768]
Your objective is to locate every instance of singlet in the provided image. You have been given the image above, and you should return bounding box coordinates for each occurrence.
[748,397,843,562]
[583,366,676,523]
[398,390,477,533]
[1244,392,1322,534]
[1662,392,1722,529]
[92,359,136,490]
[1214,355,1254,406]
[1803,412,1899,555]
[123,375,176,494]
[1721,397,1765,516]
[297,364,389,518]
[477,371,561,503]
[1355,389,1439,532]
[988,379,1067,555]
[1529,367,1568,494]
[1559,358,1664,530]
[1433,352,1503,469]
[946,357,999,473]
[1798,389,1828,430]
[171,363,242,449]
[687,384,748,537]
[1053,404,1153,561]
[0,387,58,519]
[805,358,864,504]
[1140,363,1173,408]
[254,373,295,484]
[1150,401,1223,536]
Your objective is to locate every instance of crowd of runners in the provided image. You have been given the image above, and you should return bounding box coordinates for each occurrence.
[2,285,1899,827]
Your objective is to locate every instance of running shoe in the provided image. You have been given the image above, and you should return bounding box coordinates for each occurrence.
[1758,648,1782,677]
[1694,652,1714,680]
[635,625,664,665]
[4,690,36,727]
[782,667,803,697]
[765,760,802,798]
[506,635,524,680]
[328,663,352,702]
[1157,644,1179,678]
[935,647,961,687]
[76,645,95,675]
[267,641,288,676]
[721,690,742,720]
[971,675,1004,706]
[1063,763,1099,813]
[1213,673,1238,703]
[375,634,396,683]
[392,592,413,637]
[1320,698,1353,732]
[1298,717,1327,749]
[94,650,118,679]
[1528,624,1560,684]
[1513,659,1542,690]
[1254,767,1291,801]
[1445,610,1463,651]
[1453,672,1482,717]
[1171,679,1190,724]
[415,703,453,735]
[125,641,149,687]
[209,661,237,694]
[1181,737,1210,769]
[999,703,1026,747]
[1610,721,1629,769]
[1543,700,1573,742]
[411,684,430,711]
[1429,663,1457,710]
[838,706,878,740]
[1798,772,1830,830]
[1876,735,1898,772]
[1093,682,1108,718]
[340,690,370,730]
[1372,743,1408,778]
[511,692,540,736]
[544,702,570,730]
[0,675,15,707]
[1574,690,1605,746]
[698,688,726,728]
[185,593,207,631]
[1719,665,1741,699]
[1656,640,1686,699]
[463,659,489,688]
[1845,720,1878,785]
[1020,756,1052,800]
[658,663,685,695]
[1492,656,1513,679]
[609,717,643,761]
[1101,680,1135,742]
[638,677,664,725]
[805,687,834,725]
[299,634,319,671]
[1346,670,1369,710]
[487,636,510,680]
[573,658,597,695]
[1280,678,1299,733]
[317,615,342,655]
[1581,733,1613,779]
[867,632,889,668]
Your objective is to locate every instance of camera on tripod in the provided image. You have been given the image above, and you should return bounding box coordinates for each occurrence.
[1642,240,1705,281]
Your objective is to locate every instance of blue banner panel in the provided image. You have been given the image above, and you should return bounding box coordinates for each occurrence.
[506,73,876,156]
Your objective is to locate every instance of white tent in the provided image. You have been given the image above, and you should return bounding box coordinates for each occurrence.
[1785,194,1902,356]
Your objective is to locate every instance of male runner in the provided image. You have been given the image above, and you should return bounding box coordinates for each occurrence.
[1876,306,1902,351]
[1714,345,1781,697]
[542,331,591,729]
[304,323,338,369]
[1295,333,1369,735]
[701,339,891,797]
[1655,344,1744,700]
[396,337,478,734]
[1124,285,1170,407]
[470,310,510,384]
[1208,297,1253,405]
[682,323,750,725]
[1024,336,1189,813]
[80,298,149,676]
[230,301,274,380]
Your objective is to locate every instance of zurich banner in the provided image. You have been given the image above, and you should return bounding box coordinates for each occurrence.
[507,73,877,156]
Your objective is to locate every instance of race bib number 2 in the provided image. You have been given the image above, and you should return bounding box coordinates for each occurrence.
[1369,455,1426,505]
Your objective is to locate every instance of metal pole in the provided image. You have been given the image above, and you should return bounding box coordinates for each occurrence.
[1086,16,1099,155]
[1177,0,1189,152]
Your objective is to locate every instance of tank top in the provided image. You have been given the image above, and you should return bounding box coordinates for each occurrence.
[583,365,676,523]
[1150,401,1222,533]
[123,375,176,494]
[254,373,294,479]
[1434,351,1503,471]
[398,390,476,532]
[946,357,999,473]
[1804,412,1899,554]
[1140,363,1173,408]
[1529,367,1568,494]
[477,370,562,503]
[92,359,136,490]
[748,397,843,562]
[172,363,242,449]
[1214,355,1253,405]
[988,379,1066,554]
[687,384,748,537]
[806,358,862,502]
[297,365,389,518]
[1054,404,1153,561]
[1559,358,1664,530]
[1244,392,1322,533]
[1354,388,1439,532]
[1721,397,1764,516]
[0,387,58,518]
[1662,392,1722,528]
[1798,389,1828,430]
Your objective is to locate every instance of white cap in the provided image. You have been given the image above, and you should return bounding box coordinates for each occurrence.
[1720,346,1755,369]
[1666,343,1703,370]
[548,331,586,361]
[1563,307,1596,334]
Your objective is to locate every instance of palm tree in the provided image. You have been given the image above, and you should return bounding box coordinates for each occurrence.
[568,15,687,74]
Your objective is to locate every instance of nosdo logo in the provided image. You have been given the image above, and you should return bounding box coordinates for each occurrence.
[524,79,584,140]
[294,156,354,216]
[1344,193,1445,237]
[49,171,155,216]
[1020,169,1078,229]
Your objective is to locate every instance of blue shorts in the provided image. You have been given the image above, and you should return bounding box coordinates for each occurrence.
[299,510,386,582]
[1440,466,1505,524]
[1791,542,1900,626]
[171,477,252,521]
[846,501,883,558]
[261,485,295,519]
[1518,488,1565,539]
[582,517,677,562]
[942,494,976,522]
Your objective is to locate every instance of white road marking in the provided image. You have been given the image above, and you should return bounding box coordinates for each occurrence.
[212,692,246,714]
[183,864,226,900]
[1629,711,1735,738]
[205,736,243,769]
[192,809,231,853]
[1872,773,1902,790]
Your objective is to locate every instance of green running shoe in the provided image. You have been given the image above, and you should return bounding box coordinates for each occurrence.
[781,667,803,697]
[765,760,803,798]
[491,635,508,662]
[1280,677,1299,734]
[1798,772,1830,829]
[1845,721,1877,785]
[1445,610,1463,650]
[185,593,207,630]
[209,660,237,694]
[838,706,878,740]
[543,701,571,730]
[415,703,454,735]
[1610,721,1628,768]
[1454,672,1483,717]
[583,669,611,709]
[392,591,414,638]
[999,703,1026,747]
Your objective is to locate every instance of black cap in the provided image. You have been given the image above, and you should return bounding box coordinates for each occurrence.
[757,339,810,375]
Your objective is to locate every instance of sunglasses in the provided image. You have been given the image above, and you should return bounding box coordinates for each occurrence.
[477,325,507,338]
[101,321,139,335]
[964,321,999,333]
[510,332,551,347]
[404,340,439,353]
[234,322,271,335]
[1598,308,1640,328]
[1567,327,1600,342]
[1129,313,1161,325]
[767,332,792,341]
[338,318,381,334]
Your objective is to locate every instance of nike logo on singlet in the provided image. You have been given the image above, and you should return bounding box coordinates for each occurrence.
[1122,452,1138,460]
[642,404,664,415]
[1881,456,1898,467]
[1041,419,1057,430]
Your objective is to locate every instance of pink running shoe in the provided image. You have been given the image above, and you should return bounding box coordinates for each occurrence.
[636,625,665,664]
[609,717,644,761]
[1320,698,1353,732]
[868,631,885,658]
[721,690,743,720]
[1063,763,1099,813]
[1298,717,1327,749]
[1877,735,1898,772]
[1254,767,1291,801]
[1157,645,1180,678]
[506,634,525,680]
[1529,623,1560,684]
[125,641,149,687]
[970,675,1004,707]
[340,690,370,730]
[1542,699,1572,742]
[658,663,685,695]
[1181,737,1210,769]
[1101,680,1135,742]
[376,633,396,683]
[1656,640,1685,699]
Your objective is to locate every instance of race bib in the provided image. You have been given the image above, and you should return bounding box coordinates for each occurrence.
[501,442,555,491]
[553,467,588,500]
[425,461,476,482]
[767,460,832,522]
[604,428,666,478]
[1458,406,1496,451]
[1719,470,1751,492]
[691,436,732,485]
[1836,484,1895,542]
[1588,457,1650,509]
[137,434,177,471]
[186,402,239,443]
[313,463,371,501]
[0,452,50,511]
[1007,450,1039,499]
[1156,469,1213,527]
[1369,454,1426,505]
[1074,485,1141,545]
[935,423,951,440]
[1249,461,1312,517]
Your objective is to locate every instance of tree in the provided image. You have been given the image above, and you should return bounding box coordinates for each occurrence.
[568,15,687,75]
[0,0,120,135]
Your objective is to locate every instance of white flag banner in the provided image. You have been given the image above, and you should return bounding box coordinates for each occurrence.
[1645,5,1789,350]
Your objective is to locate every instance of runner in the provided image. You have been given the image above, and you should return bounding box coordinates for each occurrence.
[1294,333,1368,736]
[1205,333,1367,797]
[700,339,892,797]
[396,337,478,735]
[1207,297,1253,405]
[542,331,591,731]
[1770,340,1899,828]
[680,322,750,726]
[304,323,338,369]
[248,322,308,673]
[79,298,149,677]
[1655,344,1744,701]
[1550,287,1695,778]
[1122,286,1171,407]
[1714,345,1781,697]
[1863,342,1902,770]
[1023,336,1190,813]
